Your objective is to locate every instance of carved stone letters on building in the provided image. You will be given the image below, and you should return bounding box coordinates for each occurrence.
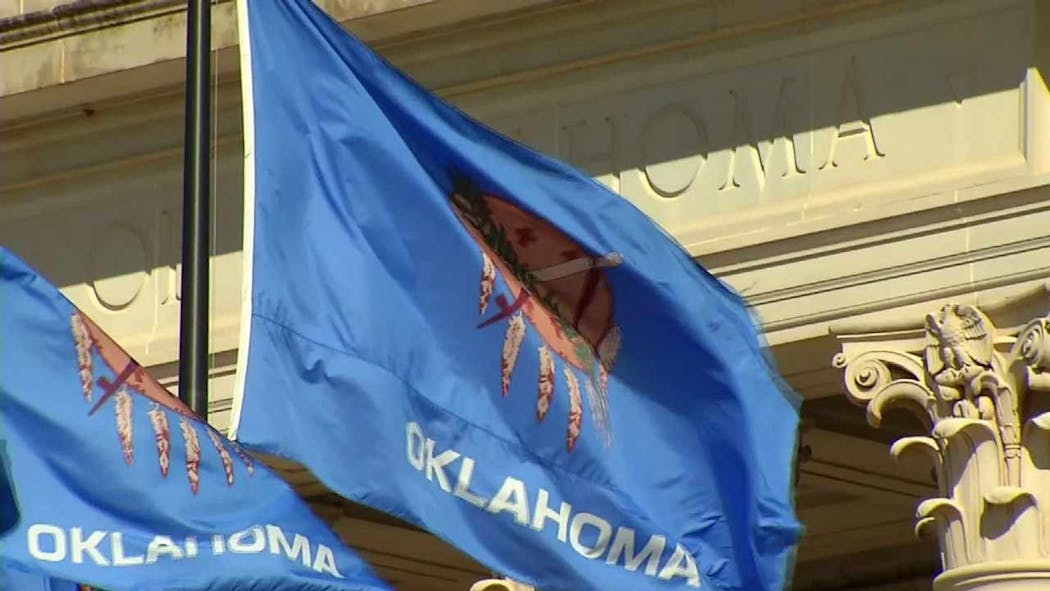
[552,55,885,206]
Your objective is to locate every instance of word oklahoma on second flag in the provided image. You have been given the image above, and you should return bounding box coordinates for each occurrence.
[0,248,391,591]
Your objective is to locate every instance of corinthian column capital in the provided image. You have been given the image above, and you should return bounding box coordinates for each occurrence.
[470,578,535,591]
[832,292,1050,591]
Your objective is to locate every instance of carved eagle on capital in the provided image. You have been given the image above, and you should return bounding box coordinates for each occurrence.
[924,304,994,386]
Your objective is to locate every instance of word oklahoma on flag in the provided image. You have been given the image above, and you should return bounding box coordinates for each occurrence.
[0,248,390,591]
[231,1,802,590]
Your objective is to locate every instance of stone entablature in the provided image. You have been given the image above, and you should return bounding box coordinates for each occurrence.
[1,0,1048,385]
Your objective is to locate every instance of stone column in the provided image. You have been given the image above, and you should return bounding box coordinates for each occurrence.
[833,301,1050,591]
[470,578,535,591]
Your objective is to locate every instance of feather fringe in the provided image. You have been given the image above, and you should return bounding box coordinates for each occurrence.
[206,428,235,486]
[148,404,171,477]
[500,312,526,396]
[71,314,94,402]
[480,254,496,315]
[537,345,555,421]
[230,442,256,476]
[565,366,583,452]
[597,324,622,370]
[180,418,201,494]
[115,388,134,465]
[585,377,612,446]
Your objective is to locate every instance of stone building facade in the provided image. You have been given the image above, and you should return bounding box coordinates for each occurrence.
[2,1,1048,589]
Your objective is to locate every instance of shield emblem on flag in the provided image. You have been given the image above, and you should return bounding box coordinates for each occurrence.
[70,311,254,492]
[450,177,623,451]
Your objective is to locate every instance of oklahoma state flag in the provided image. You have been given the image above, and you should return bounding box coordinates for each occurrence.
[232,1,802,589]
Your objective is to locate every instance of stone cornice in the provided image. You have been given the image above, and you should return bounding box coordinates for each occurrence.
[0,0,911,122]
[829,281,1050,337]
[0,0,189,48]
[0,0,569,122]
[0,0,570,50]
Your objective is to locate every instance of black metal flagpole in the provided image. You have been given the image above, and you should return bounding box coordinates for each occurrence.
[178,0,211,418]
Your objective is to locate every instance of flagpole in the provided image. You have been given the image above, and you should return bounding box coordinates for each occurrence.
[178,0,211,418]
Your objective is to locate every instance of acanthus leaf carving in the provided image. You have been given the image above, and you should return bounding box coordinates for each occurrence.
[834,303,1050,587]
[890,436,941,470]
[1015,317,1050,392]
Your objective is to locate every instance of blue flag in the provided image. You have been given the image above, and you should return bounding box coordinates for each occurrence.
[0,249,390,591]
[233,1,802,590]
[0,562,79,591]
[1,439,19,536]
